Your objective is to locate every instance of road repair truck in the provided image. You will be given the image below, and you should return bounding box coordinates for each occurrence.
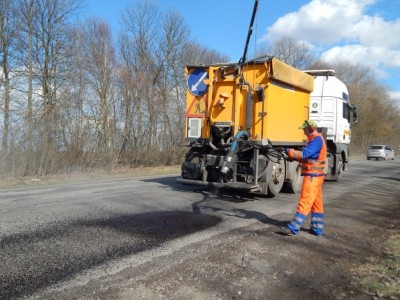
[176,1,358,196]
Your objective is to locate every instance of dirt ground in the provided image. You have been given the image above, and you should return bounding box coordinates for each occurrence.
[34,170,398,300]
[105,207,399,299]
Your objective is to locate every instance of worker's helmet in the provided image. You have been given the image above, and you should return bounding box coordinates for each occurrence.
[299,120,317,132]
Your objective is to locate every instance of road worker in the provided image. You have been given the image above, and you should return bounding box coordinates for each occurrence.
[283,120,327,236]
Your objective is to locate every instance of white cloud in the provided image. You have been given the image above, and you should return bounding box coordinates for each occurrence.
[262,0,377,45]
[261,0,400,92]
[321,44,400,69]
[354,16,400,49]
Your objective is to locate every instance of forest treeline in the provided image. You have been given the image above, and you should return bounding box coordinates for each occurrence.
[0,0,399,178]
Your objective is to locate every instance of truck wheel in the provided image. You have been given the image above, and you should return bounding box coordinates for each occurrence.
[267,160,285,196]
[331,155,343,181]
[182,149,203,180]
[283,161,302,194]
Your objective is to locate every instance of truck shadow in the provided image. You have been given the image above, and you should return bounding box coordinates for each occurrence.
[191,190,288,227]
[140,176,277,198]
[140,175,210,193]
[141,175,288,227]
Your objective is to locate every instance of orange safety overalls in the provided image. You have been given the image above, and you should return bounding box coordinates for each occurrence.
[287,133,327,236]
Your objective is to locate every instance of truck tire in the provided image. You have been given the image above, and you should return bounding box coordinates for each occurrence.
[267,160,285,196]
[182,149,203,180]
[283,161,302,194]
[331,154,343,181]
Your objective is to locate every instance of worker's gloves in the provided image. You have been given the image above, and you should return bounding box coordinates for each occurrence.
[284,148,296,162]
[274,147,295,162]
[275,147,291,155]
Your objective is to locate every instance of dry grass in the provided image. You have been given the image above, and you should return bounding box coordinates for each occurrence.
[0,165,181,190]
[354,233,400,298]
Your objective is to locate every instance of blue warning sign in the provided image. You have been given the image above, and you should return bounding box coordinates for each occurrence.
[187,68,209,96]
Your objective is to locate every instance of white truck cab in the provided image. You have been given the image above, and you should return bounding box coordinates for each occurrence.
[304,70,358,180]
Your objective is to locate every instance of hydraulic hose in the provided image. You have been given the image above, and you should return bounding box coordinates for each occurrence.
[221,131,249,174]
[239,0,259,66]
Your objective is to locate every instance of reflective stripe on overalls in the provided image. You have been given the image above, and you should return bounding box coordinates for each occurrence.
[301,159,325,175]
[311,212,324,236]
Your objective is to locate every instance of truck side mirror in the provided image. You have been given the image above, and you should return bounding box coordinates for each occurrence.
[352,106,358,124]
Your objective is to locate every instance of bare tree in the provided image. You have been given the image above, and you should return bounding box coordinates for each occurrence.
[264,36,314,69]
[56,25,92,172]
[155,10,190,165]
[119,0,161,165]
[183,41,229,65]
[17,0,37,175]
[31,0,79,176]
[0,0,18,156]
[78,19,117,171]
[118,0,231,167]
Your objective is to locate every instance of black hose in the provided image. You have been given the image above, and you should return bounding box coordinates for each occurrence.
[239,0,259,66]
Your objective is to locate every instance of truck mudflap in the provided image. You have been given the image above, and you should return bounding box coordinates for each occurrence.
[176,178,261,192]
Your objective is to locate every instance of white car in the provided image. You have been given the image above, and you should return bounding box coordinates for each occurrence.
[367,145,395,160]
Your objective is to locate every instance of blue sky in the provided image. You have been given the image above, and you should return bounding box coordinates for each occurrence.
[84,0,400,106]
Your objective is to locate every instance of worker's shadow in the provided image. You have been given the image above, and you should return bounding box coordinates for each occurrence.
[191,190,287,227]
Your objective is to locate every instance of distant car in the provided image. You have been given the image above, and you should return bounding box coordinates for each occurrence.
[367,145,395,160]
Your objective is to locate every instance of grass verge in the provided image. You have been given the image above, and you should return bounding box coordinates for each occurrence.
[0,165,181,190]
[354,232,400,298]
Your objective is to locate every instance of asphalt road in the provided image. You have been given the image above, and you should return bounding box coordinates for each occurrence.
[0,159,399,299]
